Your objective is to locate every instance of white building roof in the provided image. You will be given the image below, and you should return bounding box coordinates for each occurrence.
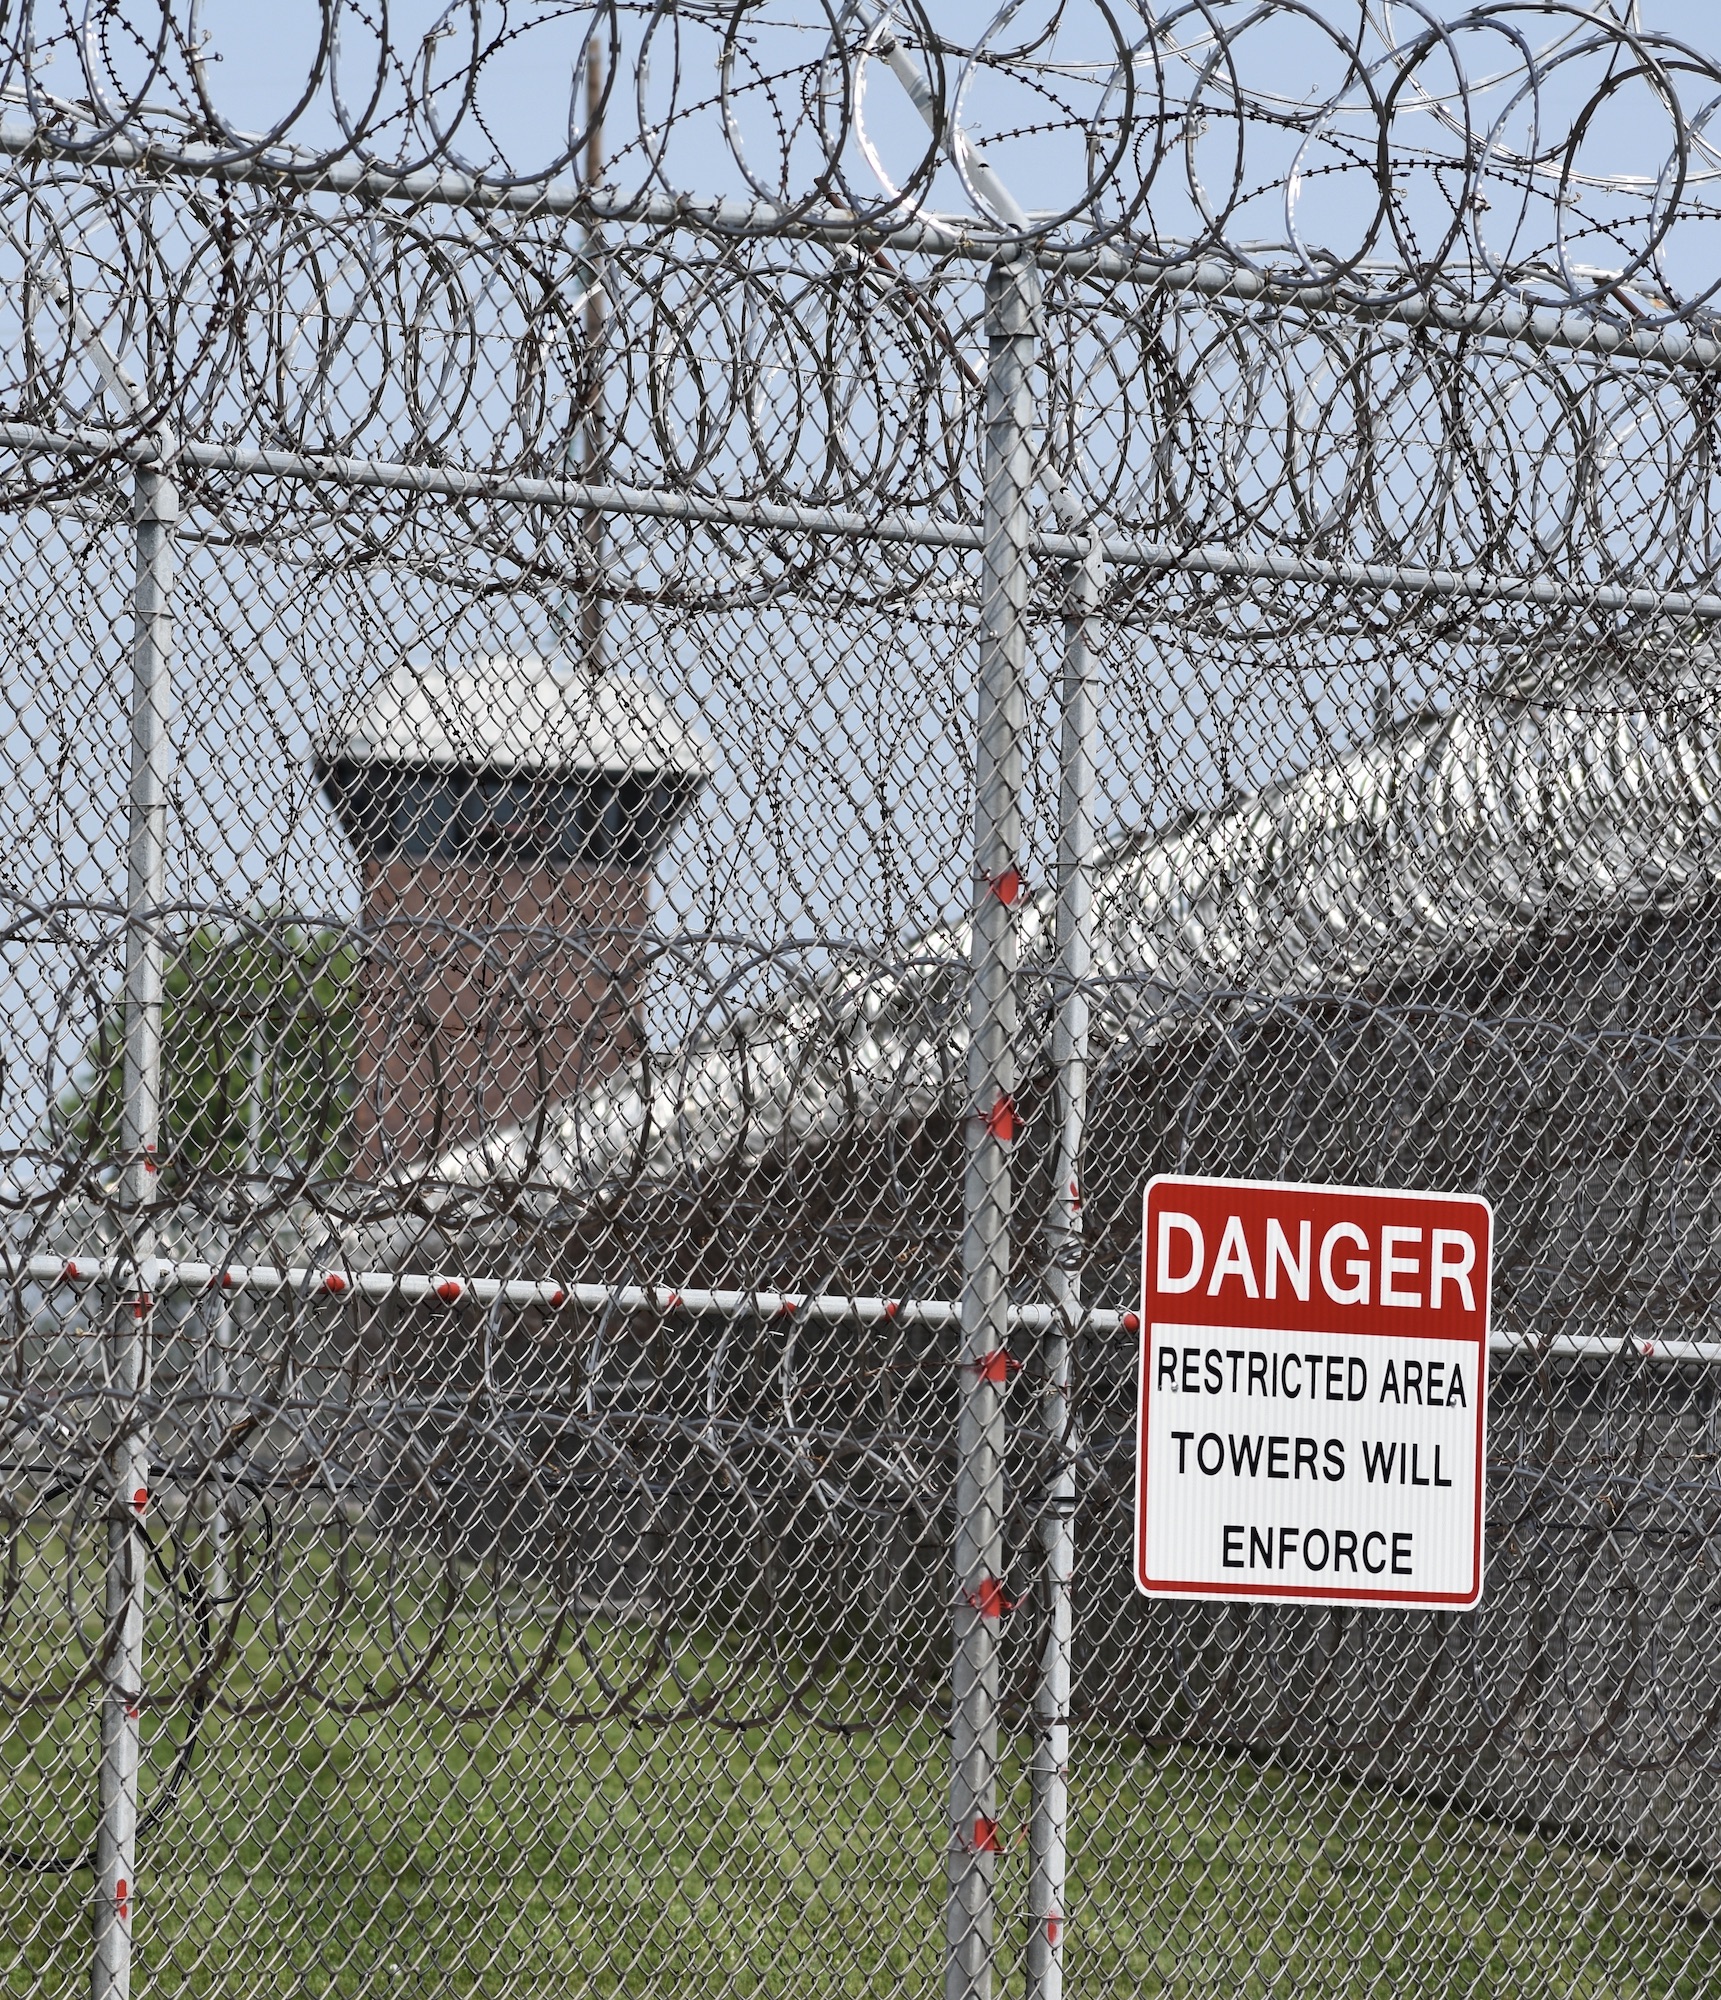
[313,653,711,781]
[410,633,1721,1218]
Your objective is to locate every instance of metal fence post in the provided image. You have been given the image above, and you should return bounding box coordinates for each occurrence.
[580,32,608,678]
[1027,537,1102,2000]
[947,251,1040,2000]
[93,461,177,2000]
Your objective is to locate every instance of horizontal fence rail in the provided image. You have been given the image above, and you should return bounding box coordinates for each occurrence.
[11,1254,1721,1367]
[6,421,1721,625]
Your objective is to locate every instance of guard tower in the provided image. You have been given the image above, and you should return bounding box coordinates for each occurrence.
[315,654,708,1174]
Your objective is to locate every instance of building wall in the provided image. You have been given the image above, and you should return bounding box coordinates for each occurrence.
[351,855,653,1175]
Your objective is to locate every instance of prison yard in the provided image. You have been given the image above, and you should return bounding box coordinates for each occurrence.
[9,2,1721,1996]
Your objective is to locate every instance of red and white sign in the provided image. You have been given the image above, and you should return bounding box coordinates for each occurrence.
[1135,1175,1492,1609]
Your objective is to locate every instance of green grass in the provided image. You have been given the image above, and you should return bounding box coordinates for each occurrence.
[7,1708,1718,1996]
[2,1535,1717,1995]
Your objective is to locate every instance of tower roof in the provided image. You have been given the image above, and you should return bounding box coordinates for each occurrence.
[313,654,711,781]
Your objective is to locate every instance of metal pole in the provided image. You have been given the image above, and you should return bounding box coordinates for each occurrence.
[580,30,607,677]
[947,251,1039,2000]
[1027,537,1102,2000]
[93,461,177,2000]
[198,1013,261,1651]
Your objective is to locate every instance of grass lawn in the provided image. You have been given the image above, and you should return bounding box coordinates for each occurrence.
[5,1707,1718,1997]
[1,1536,1716,1995]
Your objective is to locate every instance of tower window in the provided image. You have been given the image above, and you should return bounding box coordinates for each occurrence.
[320,762,697,868]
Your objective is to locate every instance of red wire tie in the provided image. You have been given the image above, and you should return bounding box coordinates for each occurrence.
[1046,1913,1063,1947]
[1068,1178,1081,1210]
[969,1349,1018,1385]
[132,1488,147,1513]
[981,1095,1016,1144]
[988,866,1023,907]
[972,1817,1003,1855]
[322,1272,348,1296]
[142,1146,157,1175]
[773,1297,800,1320]
[1122,1311,1141,1334]
[884,1300,901,1320]
[548,1287,567,1308]
[131,1293,151,1323]
[663,1291,684,1313]
[1642,1341,1656,1357]
[115,1877,130,1923]
[61,1260,80,1283]
[435,1279,463,1304]
[965,1577,1015,1620]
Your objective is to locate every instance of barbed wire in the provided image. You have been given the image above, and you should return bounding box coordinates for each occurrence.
[0,4,1717,316]
[1,186,1719,630]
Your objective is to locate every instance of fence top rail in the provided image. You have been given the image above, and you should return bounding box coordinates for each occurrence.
[1,109,1716,380]
[11,1252,1710,1369]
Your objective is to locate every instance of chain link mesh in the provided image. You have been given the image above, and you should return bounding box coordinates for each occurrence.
[2,4,1721,1995]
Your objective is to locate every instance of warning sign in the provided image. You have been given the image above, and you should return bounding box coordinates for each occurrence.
[1134,1174,1492,1609]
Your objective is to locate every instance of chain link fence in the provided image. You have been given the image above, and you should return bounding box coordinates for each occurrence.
[3,3,1721,1995]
